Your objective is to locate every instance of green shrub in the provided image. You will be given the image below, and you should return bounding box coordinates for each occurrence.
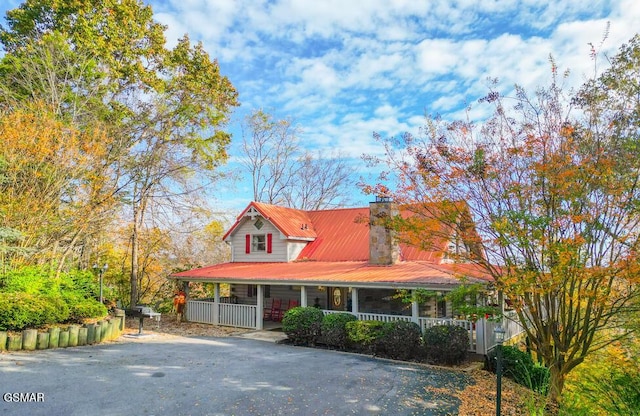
[282,306,324,346]
[65,295,108,321]
[0,266,57,294]
[376,320,423,360]
[529,365,550,395]
[60,269,100,299]
[346,320,386,353]
[423,324,469,365]
[0,292,69,330]
[155,298,175,314]
[485,345,550,394]
[0,266,108,329]
[321,312,357,349]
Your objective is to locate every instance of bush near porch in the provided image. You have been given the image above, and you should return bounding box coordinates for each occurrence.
[423,324,469,365]
[281,306,324,345]
[283,307,467,365]
[376,320,423,361]
[321,312,357,349]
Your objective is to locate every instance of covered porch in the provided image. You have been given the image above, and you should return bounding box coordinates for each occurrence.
[181,281,523,355]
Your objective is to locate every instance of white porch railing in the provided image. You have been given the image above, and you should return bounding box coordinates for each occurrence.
[356,312,413,323]
[186,300,257,329]
[186,300,216,324]
[476,310,525,354]
[218,303,257,329]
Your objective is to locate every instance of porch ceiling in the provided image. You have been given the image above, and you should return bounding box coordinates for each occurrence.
[170,260,493,288]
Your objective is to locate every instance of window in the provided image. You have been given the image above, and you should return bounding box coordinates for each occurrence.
[245,233,272,253]
[247,284,270,298]
[252,234,266,252]
[437,299,447,318]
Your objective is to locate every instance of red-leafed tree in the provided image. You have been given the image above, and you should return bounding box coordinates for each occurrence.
[366,37,640,404]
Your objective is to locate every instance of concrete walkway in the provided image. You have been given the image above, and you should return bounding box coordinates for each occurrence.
[0,334,472,415]
[236,329,288,343]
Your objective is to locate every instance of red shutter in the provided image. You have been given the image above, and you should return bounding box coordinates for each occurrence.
[245,234,250,254]
[267,233,273,254]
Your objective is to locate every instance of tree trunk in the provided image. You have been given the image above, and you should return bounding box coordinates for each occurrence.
[548,365,566,405]
[130,204,140,308]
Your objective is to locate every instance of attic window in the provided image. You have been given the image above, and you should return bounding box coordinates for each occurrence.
[254,218,263,230]
[252,234,266,252]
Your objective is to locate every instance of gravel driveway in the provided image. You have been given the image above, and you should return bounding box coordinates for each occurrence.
[1,334,472,415]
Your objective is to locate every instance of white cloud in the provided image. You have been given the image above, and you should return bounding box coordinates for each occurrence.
[415,39,460,75]
[4,0,638,207]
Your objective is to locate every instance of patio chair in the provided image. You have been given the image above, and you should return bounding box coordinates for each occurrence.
[264,299,283,321]
[286,299,299,311]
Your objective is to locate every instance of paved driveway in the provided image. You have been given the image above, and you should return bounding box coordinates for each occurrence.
[0,335,472,415]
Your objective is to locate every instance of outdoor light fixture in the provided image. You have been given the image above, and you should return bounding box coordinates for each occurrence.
[494,326,506,416]
[93,263,108,304]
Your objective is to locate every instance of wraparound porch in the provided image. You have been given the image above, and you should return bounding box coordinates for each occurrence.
[185,295,524,355]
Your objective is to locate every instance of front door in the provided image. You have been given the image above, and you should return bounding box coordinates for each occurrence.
[328,287,347,311]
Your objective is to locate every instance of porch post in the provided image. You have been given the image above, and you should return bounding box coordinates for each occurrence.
[411,290,419,324]
[213,283,220,325]
[256,284,264,330]
[476,318,486,354]
[183,281,190,322]
[351,287,359,315]
[183,281,190,300]
[300,286,308,307]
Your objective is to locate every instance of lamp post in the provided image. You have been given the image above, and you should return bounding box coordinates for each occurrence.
[92,263,108,304]
[494,325,506,416]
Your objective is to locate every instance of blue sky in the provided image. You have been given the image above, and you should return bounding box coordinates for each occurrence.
[2,0,640,213]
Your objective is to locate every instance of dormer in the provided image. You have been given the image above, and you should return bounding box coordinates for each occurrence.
[223,202,317,262]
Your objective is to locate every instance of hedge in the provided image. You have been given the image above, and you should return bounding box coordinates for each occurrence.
[376,320,423,360]
[321,312,357,349]
[423,324,469,365]
[282,306,324,346]
[0,292,69,331]
[346,320,386,353]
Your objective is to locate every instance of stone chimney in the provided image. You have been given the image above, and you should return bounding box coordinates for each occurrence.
[369,197,400,265]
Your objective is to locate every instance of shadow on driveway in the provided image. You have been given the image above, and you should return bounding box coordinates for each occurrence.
[0,335,472,415]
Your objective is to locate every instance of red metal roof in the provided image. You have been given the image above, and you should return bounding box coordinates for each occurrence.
[223,202,447,262]
[192,201,492,288]
[171,261,493,286]
[299,208,370,261]
[223,201,317,241]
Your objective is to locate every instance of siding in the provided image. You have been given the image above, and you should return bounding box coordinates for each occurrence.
[229,216,287,262]
[287,241,308,261]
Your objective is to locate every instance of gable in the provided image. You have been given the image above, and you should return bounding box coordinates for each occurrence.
[223,201,316,242]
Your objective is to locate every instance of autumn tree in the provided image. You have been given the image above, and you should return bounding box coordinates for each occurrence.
[367,40,640,404]
[0,104,116,272]
[0,0,238,306]
[239,109,354,209]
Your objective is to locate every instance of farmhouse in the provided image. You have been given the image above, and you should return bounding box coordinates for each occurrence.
[170,198,514,353]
